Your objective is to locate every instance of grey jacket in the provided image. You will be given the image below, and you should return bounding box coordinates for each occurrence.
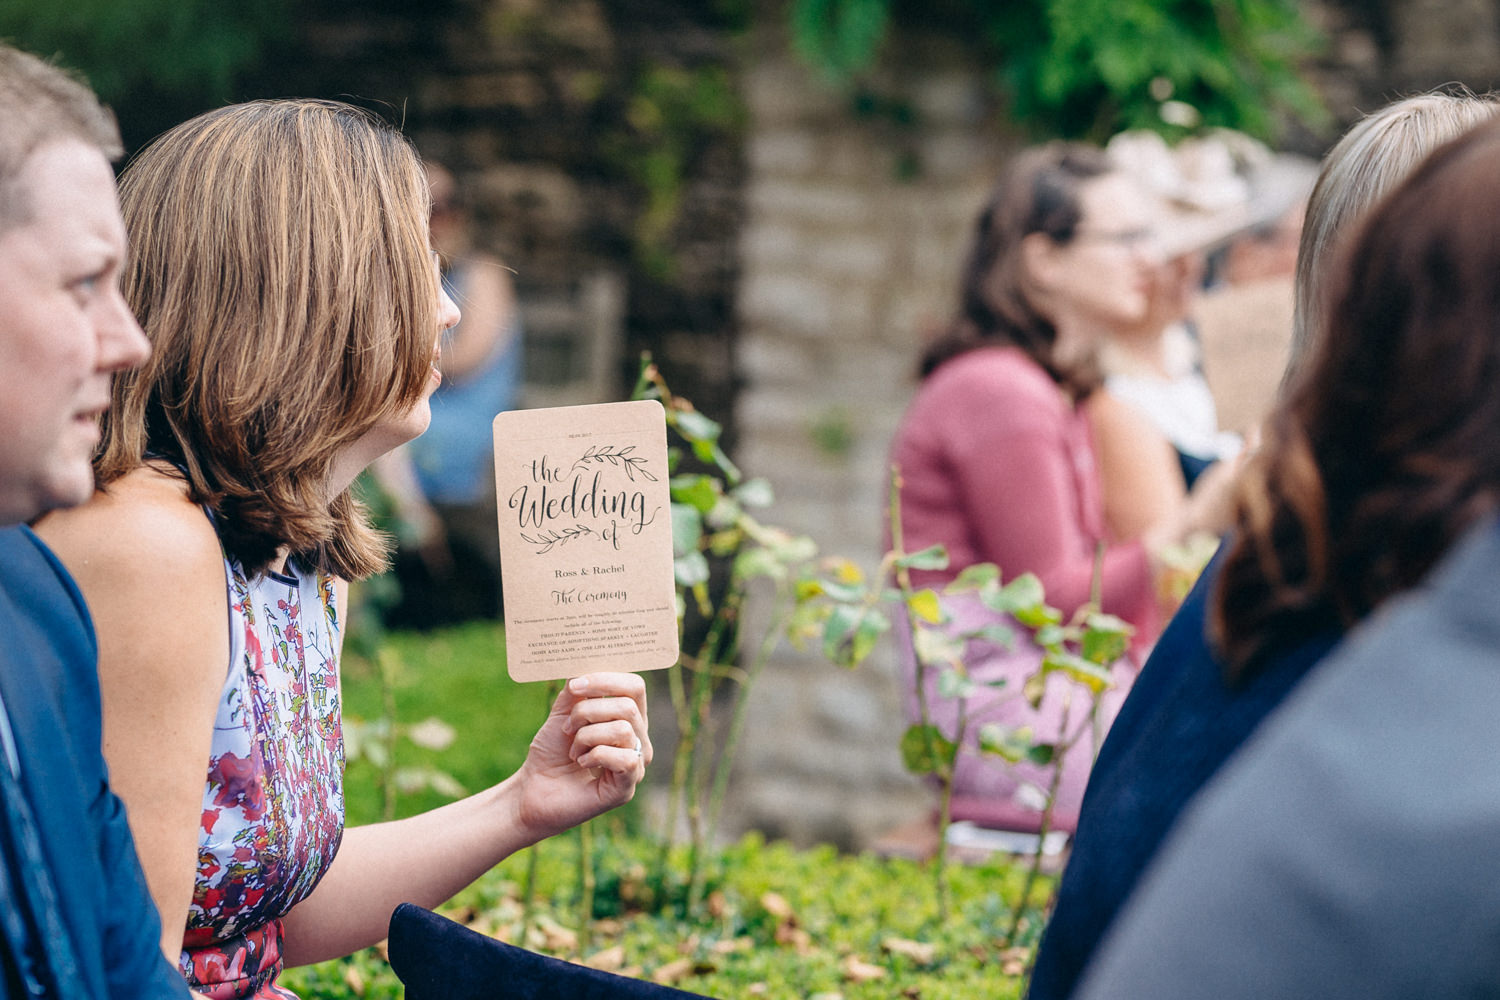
[1075,513,1500,1000]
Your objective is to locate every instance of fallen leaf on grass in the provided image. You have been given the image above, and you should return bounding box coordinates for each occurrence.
[583,946,625,971]
[534,915,578,953]
[842,955,887,982]
[711,936,754,955]
[653,958,694,985]
[773,922,814,953]
[882,937,938,965]
[342,966,365,996]
[652,956,727,984]
[1000,946,1030,977]
[760,891,794,919]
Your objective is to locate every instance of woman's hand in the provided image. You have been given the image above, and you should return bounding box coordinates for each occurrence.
[513,672,652,841]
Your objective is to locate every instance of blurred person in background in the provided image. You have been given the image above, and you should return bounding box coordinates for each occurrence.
[887,142,1232,838]
[1075,107,1500,1000]
[374,159,523,627]
[1027,89,1500,1000]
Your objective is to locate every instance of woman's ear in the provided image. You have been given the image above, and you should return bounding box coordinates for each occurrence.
[1021,231,1061,293]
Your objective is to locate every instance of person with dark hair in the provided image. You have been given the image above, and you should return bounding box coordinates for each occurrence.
[374,159,524,627]
[1073,108,1500,1000]
[888,143,1226,836]
[35,99,651,1000]
[0,43,189,1000]
[1027,90,1500,1000]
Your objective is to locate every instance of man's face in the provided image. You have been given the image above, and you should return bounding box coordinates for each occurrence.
[0,139,147,525]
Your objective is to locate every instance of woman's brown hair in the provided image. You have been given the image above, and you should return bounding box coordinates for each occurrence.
[99,99,437,580]
[919,142,1112,397]
[1213,116,1500,674]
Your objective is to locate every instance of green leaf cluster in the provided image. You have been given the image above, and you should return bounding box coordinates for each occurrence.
[788,0,1328,142]
[603,63,747,279]
[0,0,289,104]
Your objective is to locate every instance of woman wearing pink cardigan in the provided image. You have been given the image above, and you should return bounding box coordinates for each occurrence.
[890,143,1223,834]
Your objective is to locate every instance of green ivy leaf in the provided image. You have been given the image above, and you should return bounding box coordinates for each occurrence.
[1027,743,1058,766]
[1033,623,1066,649]
[977,722,1036,763]
[937,667,976,700]
[674,550,710,589]
[669,474,719,513]
[732,477,775,508]
[1022,671,1048,710]
[946,562,999,592]
[900,723,956,775]
[906,588,944,624]
[733,546,786,583]
[984,573,1060,628]
[849,609,890,666]
[769,533,818,564]
[674,408,722,443]
[671,502,703,558]
[964,623,1015,649]
[1081,613,1134,664]
[706,495,741,530]
[894,544,949,572]
[707,528,743,557]
[823,604,889,667]
[912,624,964,669]
[1042,650,1114,694]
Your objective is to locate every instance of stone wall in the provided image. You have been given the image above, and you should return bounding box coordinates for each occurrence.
[722,31,1023,848]
[240,0,746,416]
[718,0,1500,849]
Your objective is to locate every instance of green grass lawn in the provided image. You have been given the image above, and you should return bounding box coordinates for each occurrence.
[283,830,1040,999]
[291,618,1041,999]
[339,620,550,825]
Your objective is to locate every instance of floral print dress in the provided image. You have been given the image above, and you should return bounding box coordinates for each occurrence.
[179,555,344,1000]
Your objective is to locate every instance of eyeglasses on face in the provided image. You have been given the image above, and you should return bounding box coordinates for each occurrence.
[1070,227,1155,248]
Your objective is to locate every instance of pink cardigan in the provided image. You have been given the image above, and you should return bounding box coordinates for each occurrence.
[888,346,1159,832]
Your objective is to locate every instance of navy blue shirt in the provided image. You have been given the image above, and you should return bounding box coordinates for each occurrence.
[0,525,187,999]
[1028,547,1340,1000]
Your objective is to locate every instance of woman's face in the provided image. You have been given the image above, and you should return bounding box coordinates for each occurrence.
[334,252,461,484]
[1034,172,1157,332]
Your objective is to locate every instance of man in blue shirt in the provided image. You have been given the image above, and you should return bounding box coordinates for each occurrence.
[0,44,189,999]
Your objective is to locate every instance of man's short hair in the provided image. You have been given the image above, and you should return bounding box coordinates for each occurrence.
[0,46,122,230]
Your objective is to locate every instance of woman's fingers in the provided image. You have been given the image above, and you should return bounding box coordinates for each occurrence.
[568,717,653,768]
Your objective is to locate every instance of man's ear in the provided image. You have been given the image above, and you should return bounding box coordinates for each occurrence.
[1020,231,1060,292]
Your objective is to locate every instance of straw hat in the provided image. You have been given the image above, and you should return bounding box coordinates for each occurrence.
[1106,129,1318,259]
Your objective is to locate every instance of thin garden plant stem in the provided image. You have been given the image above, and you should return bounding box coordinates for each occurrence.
[653,662,694,907]
[682,591,740,914]
[1005,686,1077,951]
[888,464,954,922]
[1090,541,1109,757]
[519,841,542,947]
[378,649,400,821]
[704,587,795,849]
[578,819,596,953]
[520,680,561,942]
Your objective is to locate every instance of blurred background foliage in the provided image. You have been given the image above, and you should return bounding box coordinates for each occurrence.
[789,0,1329,142]
[0,0,294,147]
[4,0,1326,152]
